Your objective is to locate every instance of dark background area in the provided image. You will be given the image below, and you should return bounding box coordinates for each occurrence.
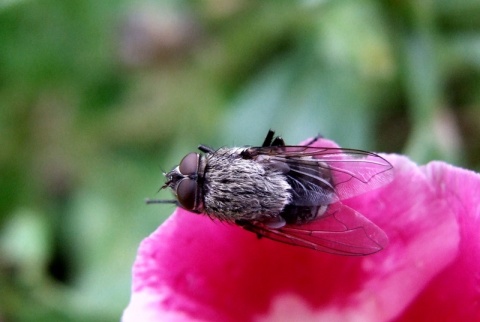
[1,0,480,321]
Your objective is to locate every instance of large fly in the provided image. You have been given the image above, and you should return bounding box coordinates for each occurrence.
[147,130,393,255]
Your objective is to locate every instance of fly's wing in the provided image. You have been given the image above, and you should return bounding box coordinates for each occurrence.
[240,145,392,254]
[238,203,388,256]
[245,145,393,204]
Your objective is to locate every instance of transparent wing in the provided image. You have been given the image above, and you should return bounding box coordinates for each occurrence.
[238,203,388,256]
[245,145,393,203]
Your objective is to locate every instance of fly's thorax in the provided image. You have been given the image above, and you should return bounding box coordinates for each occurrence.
[201,147,292,222]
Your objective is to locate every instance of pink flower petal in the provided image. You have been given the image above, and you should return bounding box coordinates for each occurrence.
[395,162,480,321]
[123,138,479,321]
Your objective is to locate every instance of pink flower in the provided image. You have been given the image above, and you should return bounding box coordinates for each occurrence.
[123,138,480,322]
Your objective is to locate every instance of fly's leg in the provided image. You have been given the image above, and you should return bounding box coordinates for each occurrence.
[241,129,286,159]
[235,219,264,239]
[262,129,285,147]
[198,145,215,153]
[304,133,324,146]
[271,136,285,147]
[262,130,275,147]
[263,129,323,147]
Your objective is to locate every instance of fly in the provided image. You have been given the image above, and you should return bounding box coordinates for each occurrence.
[147,130,393,255]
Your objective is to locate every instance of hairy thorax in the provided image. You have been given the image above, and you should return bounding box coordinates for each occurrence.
[202,148,291,221]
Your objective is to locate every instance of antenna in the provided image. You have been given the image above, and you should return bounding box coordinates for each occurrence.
[145,199,178,205]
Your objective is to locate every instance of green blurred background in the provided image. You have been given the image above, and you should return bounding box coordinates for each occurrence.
[1,0,480,321]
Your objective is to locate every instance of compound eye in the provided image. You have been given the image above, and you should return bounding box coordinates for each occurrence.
[179,152,199,176]
[176,179,197,210]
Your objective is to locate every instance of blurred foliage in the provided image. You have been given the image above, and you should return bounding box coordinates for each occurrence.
[1,0,480,321]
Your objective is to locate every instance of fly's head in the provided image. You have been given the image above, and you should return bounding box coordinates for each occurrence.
[163,152,204,213]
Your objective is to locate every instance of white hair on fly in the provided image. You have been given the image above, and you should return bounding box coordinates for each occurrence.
[202,147,291,222]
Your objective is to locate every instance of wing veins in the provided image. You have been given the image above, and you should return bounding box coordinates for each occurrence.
[257,225,380,255]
